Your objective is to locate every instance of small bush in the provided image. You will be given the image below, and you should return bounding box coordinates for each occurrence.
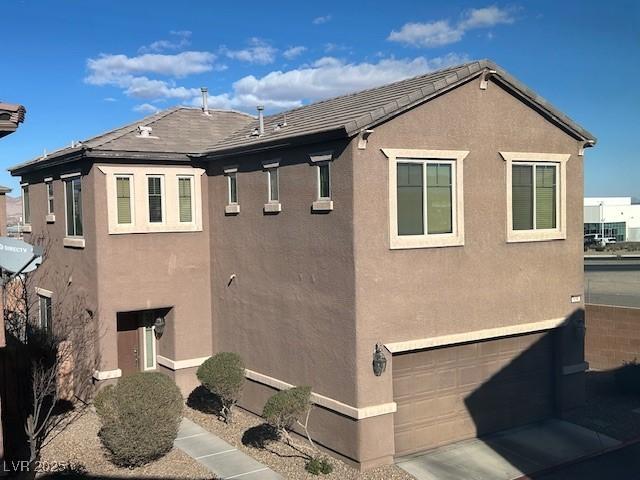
[197,352,245,422]
[262,386,312,432]
[305,457,333,475]
[95,372,183,467]
[614,360,640,395]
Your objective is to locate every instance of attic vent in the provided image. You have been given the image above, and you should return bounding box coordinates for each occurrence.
[136,125,155,138]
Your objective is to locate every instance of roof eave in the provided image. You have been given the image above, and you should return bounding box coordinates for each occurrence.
[9,147,85,176]
[195,127,349,160]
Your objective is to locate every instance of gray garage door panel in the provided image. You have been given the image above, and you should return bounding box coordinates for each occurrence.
[393,332,555,457]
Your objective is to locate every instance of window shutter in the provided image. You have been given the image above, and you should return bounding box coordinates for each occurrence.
[535,166,556,229]
[512,165,533,230]
[116,177,131,224]
[397,163,424,235]
[426,164,453,234]
[178,177,192,222]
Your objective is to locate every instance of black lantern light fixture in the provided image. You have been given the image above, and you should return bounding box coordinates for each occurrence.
[372,343,387,376]
[154,315,166,338]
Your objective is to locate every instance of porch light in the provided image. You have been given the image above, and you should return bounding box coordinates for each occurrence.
[154,316,166,338]
[372,343,387,376]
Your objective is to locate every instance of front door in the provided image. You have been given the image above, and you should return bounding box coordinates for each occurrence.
[117,313,140,376]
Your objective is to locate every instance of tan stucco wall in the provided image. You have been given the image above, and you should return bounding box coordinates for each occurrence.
[208,140,358,406]
[352,78,586,409]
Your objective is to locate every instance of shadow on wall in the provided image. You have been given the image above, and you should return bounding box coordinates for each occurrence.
[461,309,587,474]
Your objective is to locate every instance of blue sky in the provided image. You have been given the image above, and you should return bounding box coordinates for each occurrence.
[1,0,638,197]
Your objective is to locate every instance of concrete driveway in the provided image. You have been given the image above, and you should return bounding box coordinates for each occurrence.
[396,419,620,480]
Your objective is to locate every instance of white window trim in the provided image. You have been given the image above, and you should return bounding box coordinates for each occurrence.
[64,176,83,240]
[37,289,53,332]
[266,167,279,203]
[21,183,30,226]
[45,179,54,220]
[227,172,238,205]
[501,151,570,243]
[98,166,204,234]
[141,325,157,371]
[146,174,166,224]
[115,174,135,226]
[176,175,195,224]
[316,162,331,200]
[382,148,467,249]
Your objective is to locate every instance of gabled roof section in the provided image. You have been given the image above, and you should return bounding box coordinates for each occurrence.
[10,107,253,175]
[199,60,596,158]
[0,102,26,139]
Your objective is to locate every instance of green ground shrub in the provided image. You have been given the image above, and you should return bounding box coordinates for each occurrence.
[196,352,245,422]
[614,360,640,394]
[305,456,334,475]
[262,386,311,432]
[94,372,183,467]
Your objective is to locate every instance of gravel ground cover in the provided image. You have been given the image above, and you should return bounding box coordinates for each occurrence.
[39,409,216,479]
[564,371,640,441]
[184,398,414,480]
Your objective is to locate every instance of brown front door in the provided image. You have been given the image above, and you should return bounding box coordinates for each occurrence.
[117,313,140,376]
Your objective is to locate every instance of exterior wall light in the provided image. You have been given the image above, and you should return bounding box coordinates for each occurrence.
[373,343,387,376]
[154,316,166,338]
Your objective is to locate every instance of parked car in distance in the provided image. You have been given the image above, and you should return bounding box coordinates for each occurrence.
[605,237,617,244]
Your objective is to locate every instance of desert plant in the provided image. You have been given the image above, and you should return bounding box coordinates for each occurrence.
[305,456,334,475]
[94,372,183,466]
[196,352,245,422]
[262,385,320,454]
[614,360,640,395]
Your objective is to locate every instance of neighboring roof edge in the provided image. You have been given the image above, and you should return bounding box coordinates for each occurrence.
[0,185,12,194]
[198,59,596,159]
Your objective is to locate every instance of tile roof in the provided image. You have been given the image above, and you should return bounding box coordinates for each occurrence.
[200,59,596,157]
[0,102,26,124]
[10,107,253,173]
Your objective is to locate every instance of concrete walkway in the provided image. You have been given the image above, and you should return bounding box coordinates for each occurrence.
[396,419,620,480]
[175,418,283,480]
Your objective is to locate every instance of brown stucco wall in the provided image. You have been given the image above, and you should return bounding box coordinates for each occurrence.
[586,304,640,370]
[352,78,586,409]
[0,193,7,236]
[208,140,358,406]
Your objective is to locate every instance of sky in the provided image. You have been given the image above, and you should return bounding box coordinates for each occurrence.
[1,0,638,197]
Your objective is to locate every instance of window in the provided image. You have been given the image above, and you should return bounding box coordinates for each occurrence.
[228,172,238,204]
[38,294,52,333]
[147,176,164,223]
[22,184,30,224]
[116,176,132,224]
[46,181,54,215]
[65,177,83,237]
[383,148,467,249]
[142,312,157,371]
[267,168,279,202]
[178,176,193,223]
[317,163,331,200]
[501,152,569,242]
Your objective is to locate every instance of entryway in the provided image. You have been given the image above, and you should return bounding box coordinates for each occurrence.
[116,309,166,376]
[396,419,620,480]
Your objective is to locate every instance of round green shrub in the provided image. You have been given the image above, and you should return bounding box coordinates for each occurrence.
[305,457,333,475]
[262,386,311,431]
[196,352,245,422]
[94,372,183,467]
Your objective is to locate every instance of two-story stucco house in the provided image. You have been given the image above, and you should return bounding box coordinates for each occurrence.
[10,60,596,469]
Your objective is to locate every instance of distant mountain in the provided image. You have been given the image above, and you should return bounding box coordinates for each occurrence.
[5,195,22,225]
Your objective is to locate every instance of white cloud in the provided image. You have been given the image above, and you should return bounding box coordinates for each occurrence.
[103,97,117,102]
[133,103,161,114]
[312,15,332,25]
[203,53,467,111]
[388,5,516,47]
[123,76,200,100]
[220,38,277,65]
[283,46,307,60]
[139,30,192,53]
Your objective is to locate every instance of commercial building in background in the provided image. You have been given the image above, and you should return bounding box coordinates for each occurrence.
[584,197,640,241]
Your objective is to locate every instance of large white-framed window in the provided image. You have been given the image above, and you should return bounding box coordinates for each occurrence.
[147,175,165,223]
[36,287,53,334]
[21,183,30,226]
[383,148,467,249]
[177,176,194,223]
[501,152,569,242]
[116,175,134,225]
[64,175,83,237]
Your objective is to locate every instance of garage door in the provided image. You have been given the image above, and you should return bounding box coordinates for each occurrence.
[393,332,555,457]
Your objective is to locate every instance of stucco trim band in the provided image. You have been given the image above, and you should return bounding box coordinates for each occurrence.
[157,355,210,370]
[244,368,397,420]
[93,369,122,380]
[385,317,567,353]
